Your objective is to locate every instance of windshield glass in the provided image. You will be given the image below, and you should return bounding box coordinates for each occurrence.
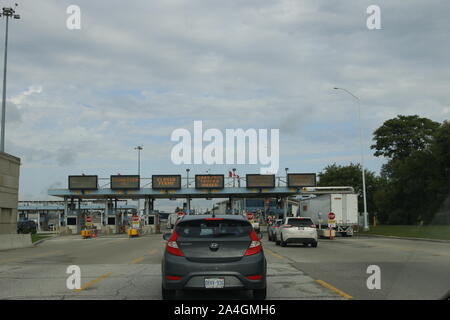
[287,219,313,227]
[176,219,252,238]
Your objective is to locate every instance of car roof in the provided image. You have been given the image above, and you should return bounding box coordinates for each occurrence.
[287,217,312,219]
[179,214,246,221]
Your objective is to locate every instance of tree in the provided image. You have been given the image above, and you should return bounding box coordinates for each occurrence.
[372,118,449,225]
[371,115,440,160]
[427,121,450,224]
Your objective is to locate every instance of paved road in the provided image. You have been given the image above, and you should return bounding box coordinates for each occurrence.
[264,235,450,300]
[0,233,448,300]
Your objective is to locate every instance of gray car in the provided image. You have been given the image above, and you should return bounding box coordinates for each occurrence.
[161,214,267,300]
[267,219,283,241]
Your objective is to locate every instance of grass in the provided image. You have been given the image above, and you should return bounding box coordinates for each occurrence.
[31,233,54,243]
[360,225,450,241]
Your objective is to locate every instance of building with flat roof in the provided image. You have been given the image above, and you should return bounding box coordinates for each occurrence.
[0,152,20,234]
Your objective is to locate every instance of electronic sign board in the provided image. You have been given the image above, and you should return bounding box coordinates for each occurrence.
[246,174,275,188]
[68,175,98,190]
[195,175,225,189]
[152,175,182,189]
[287,173,317,188]
[110,175,140,190]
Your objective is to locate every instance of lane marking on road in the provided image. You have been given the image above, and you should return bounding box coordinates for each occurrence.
[129,256,145,264]
[265,248,285,260]
[74,272,113,292]
[315,279,353,299]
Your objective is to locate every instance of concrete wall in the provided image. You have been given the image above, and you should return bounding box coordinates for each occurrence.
[0,152,20,234]
[0,234,31,250]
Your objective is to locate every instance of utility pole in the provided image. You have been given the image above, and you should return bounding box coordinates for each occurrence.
[334,87,369,231]
[0,4,20,152]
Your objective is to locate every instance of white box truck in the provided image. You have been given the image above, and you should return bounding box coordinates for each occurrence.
[298,193,358,236]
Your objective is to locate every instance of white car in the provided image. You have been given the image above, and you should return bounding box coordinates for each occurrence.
[167,213,184,229]
[275,217,318,247]
[267,219,283,241]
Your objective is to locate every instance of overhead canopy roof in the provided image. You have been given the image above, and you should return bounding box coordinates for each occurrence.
[18,204,137,211]
[48,186,355,200]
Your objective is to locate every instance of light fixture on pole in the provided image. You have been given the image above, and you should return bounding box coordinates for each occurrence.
[333,87,369,231]
[0,4,20,153]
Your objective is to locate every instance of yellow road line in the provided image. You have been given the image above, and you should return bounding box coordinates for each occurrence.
[315,279,353,299]
[129,256,145,264]
[265,248,285,260]
[74,272,113,292]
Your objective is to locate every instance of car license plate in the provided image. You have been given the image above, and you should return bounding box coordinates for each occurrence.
[205,278,225,288]
[298,227,304,230]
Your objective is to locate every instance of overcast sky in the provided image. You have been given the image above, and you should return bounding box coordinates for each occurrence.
[3,0,449,211]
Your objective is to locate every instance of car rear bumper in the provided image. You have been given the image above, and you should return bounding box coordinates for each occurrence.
[162,252,267,290]
[285,237,317,243]
[282,230,317,242]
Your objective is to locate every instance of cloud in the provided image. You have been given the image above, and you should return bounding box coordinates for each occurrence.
[2,0,448,204]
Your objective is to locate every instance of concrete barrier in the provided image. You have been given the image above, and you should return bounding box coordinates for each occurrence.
[0,234,32,251]
[142,225,162,234]
[58,226,72,236]
[142,225,154,234]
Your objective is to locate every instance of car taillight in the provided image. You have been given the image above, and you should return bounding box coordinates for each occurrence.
[283,224,292,228]
[247,275,263,280]
[244,230,262,256]
[274,226,278,228]
[166,275,182,280]
[311,224,316,228]
[166,231,184,256]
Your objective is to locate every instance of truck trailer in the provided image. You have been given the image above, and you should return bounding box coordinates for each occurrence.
[298,193,358,237]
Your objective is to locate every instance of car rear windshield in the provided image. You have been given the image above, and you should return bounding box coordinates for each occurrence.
[287,218,313,227]
[176,219,252,238]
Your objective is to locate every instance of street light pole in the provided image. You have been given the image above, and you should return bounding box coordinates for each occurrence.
[186,168,190,188]
[232,168,236,187]
[0,5,20,153]
[285,167,288,187]
[134,145,143,176]
[134,145,143,215]
[334,87,369,231]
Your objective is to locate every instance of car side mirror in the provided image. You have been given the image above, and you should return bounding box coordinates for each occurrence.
[163,232,172,241]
